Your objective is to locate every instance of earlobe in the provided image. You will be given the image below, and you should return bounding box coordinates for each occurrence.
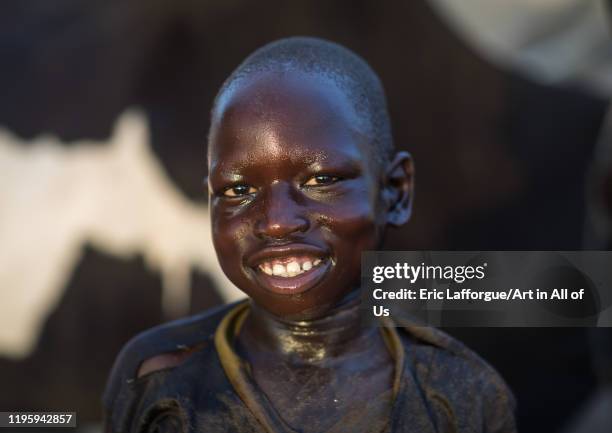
[385,151,414,227]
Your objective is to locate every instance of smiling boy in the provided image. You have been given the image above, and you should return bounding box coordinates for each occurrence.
[104,37,516,433]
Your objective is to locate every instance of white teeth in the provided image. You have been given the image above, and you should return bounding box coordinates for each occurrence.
[260,258,326,277]
[272,264,286,276]
[259,263,274,275]
[287,261,300,276]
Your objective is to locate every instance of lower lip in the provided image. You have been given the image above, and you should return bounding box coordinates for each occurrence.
[251,259,331,295]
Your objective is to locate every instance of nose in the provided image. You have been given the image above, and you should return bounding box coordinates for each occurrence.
[255,182,309,240]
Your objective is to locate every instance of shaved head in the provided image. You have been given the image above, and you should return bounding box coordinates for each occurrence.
[210,37,394,169]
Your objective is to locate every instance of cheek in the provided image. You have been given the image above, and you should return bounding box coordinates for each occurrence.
[317,188,384,267]
[211,207,258,293]
[321,183,383,246]
[211,204,251,261]
[327,203,378,241]
[313,200,380,291]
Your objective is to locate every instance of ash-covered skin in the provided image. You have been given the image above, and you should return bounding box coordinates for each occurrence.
[207,69,413,432]
[208,70,413,319]
[104,38,516,433]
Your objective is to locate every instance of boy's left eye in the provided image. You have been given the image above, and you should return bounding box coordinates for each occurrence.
[303,175,341,186]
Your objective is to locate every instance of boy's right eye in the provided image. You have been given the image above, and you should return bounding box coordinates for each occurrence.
[223,185,257,197]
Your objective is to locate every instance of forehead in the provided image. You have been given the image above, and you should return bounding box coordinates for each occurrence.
[208,70,370,171]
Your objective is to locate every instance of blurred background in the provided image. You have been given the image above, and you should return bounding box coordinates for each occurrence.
[0,0,611,432]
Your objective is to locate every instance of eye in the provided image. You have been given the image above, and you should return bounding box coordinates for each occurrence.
[303,174,341,186]
[223,185,257,197]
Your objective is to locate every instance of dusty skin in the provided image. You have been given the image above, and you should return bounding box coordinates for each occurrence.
[104,38,516,433]
[206,69,412,432]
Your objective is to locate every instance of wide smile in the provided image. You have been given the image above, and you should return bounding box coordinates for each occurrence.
[247,245,332,295]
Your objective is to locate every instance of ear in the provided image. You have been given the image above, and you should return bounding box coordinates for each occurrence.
[383,151,414,227]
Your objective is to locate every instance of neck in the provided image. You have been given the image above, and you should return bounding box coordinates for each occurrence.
[238,291,379,365]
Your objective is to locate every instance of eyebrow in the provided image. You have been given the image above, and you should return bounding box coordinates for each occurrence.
[305,156,363,173]
[208,170,245,184]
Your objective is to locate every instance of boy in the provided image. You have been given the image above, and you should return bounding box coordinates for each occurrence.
[104,37,516,433]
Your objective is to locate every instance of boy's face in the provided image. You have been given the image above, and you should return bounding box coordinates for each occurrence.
[208,71,390,319]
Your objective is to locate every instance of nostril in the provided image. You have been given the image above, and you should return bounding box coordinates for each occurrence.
[255,216,310,240]
[255,183,310,239]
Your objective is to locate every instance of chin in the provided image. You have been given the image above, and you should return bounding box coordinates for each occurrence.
[254,284,360,322]
[277,301,338,321]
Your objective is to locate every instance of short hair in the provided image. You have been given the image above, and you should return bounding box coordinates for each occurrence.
[211,37,394,169]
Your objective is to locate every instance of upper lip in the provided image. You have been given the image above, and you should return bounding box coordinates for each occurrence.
[246,243,329,268]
